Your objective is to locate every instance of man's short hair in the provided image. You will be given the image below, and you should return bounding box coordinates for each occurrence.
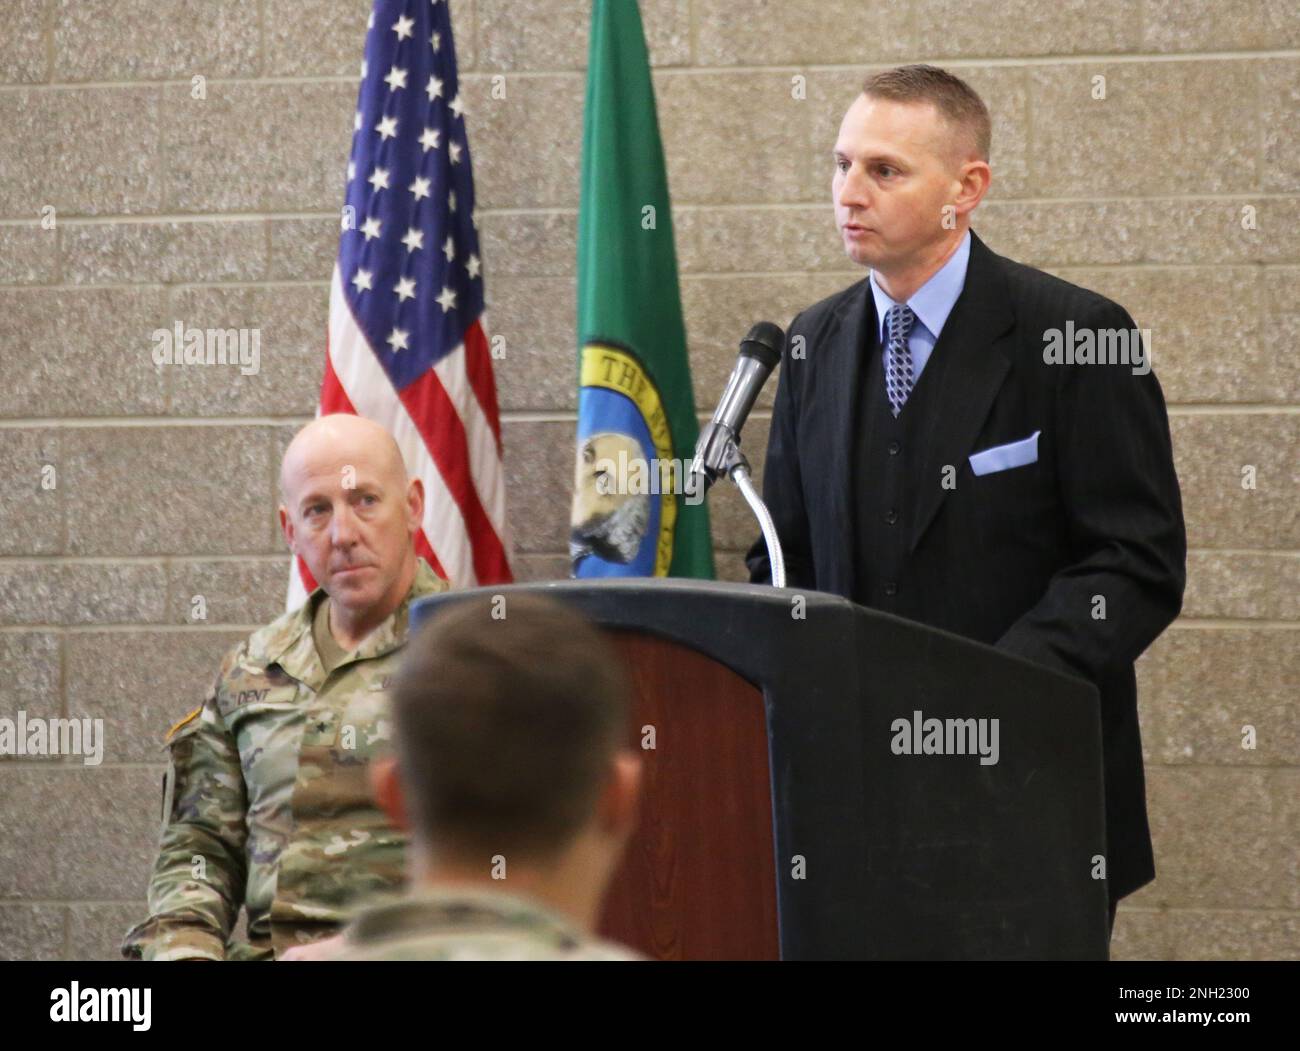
[390,592,631,864]
[862,64,991,163]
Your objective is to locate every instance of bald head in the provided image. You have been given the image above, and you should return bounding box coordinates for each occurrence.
[280,414,408,504]
[278,414,427,635]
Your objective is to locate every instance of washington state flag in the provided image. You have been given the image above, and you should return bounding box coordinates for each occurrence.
[569,0,714,579]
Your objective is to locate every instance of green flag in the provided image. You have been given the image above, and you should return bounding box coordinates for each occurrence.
[569,0,714,580]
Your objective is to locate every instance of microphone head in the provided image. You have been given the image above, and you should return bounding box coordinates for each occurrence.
[739,321,784,370]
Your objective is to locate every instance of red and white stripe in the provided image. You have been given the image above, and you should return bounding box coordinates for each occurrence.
[285,264,512,610]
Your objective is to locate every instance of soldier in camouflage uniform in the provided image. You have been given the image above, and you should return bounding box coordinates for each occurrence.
[328,592,645,962]
[122,414,450,960]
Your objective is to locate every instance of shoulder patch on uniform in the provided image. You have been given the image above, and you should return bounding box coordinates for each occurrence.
[165,706,202,743]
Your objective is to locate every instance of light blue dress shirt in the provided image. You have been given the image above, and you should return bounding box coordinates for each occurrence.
[868,229,971,383]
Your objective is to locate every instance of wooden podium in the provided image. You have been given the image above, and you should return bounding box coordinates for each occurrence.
[413,579,1111,960]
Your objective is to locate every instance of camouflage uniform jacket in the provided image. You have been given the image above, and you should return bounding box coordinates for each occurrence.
[122,559,449,961]
[333,887,645,961]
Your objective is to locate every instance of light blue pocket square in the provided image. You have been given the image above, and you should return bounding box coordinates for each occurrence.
[969,430,1041,476]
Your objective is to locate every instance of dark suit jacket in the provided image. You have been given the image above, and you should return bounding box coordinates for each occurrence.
[747,229,1186,902]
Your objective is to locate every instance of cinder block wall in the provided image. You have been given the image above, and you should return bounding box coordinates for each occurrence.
[0,0,1295,960]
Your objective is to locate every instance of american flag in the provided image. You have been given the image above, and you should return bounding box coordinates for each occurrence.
[289,0,511,607]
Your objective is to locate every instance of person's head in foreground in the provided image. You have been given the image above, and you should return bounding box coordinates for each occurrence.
[339,591,645,961]
[279,413,426,648]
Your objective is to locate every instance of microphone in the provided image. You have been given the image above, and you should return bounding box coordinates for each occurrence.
[690,321,784,492]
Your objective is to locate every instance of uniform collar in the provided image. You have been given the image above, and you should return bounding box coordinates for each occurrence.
[342,886,585,950]
[253,557,448,689]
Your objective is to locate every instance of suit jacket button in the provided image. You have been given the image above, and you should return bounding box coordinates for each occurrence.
[888,441,901,455]
[884,509,898,525]
[884,582,898,596]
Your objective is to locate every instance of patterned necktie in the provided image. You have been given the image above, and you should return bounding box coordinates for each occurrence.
[884,303,916,418]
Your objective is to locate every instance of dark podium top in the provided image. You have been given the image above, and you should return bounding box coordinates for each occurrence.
[413,579,1110,960]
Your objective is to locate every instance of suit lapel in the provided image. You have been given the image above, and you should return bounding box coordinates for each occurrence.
[816,277,873,595]
[908,232,1015,553]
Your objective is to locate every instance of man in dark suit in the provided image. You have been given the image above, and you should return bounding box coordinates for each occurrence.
[747,65,1186,937]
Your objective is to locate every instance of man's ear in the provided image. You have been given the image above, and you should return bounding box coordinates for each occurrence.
[953,158,991,217]
[406,477,425,535]
[598,751,643,843]
[369,755,409,831]
[278,505,296,554]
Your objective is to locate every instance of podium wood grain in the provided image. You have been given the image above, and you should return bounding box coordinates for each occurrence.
[597,632,780,961]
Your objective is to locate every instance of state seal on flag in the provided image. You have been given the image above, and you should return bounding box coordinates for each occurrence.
[571,340,679,577]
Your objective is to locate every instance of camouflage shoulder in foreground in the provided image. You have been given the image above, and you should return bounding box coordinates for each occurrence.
[333,888,646,961]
